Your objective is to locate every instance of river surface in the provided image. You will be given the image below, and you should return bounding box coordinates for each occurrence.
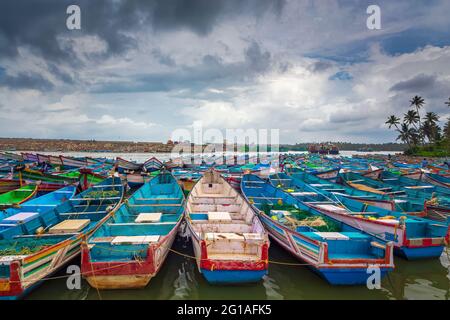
[26,229,450,300]
[20,151,450,300]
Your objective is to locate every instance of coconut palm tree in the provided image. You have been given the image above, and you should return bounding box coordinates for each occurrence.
[445,98,450,108]
[410,95,425,117]
[404,110,420,129]
[410,96,425,144]
[385,115,401,131]
[444,118,450,139]
[396,123,415,147]
[421,112,440,143]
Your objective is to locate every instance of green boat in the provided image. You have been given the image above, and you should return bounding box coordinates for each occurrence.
[0,184,37,209]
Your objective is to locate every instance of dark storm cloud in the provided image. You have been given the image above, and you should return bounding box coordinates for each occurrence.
[0,72,54,91]
[389,74,437,92]
[92,41,273,94]
[0,0,285,60]
[308,60,334,73]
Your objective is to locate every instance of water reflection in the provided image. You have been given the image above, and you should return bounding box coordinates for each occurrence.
[26,239,450,300]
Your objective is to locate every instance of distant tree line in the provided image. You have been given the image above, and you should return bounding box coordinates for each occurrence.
[386,96,450,156]
[279,142,406,152]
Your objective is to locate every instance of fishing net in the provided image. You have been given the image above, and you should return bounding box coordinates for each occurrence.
[84,190,120,198]
[261,203,341,232]
[0,243,52,256]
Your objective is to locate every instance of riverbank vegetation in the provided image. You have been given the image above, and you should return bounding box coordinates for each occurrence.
[386,96,450,157]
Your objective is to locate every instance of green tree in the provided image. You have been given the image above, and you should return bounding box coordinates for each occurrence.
[404,110,420,129]
[410,96,425,144]
[422,112,440,143]
[385,115,401,131]
[445,97,450,108]
[396,123,413,147]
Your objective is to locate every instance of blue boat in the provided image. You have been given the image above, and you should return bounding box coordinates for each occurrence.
[81,172,184,289]
[0,177,124,300]
[271,172,448,260]
[241,174,394,285]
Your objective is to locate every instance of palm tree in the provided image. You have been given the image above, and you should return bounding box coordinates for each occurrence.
[404,110,420,129]
[396,123,413,147]
[410,95,425,117]
[410,96,425,144]
[445,98,450,108]
[424,112,439,124]
[444,118,450,139]
[385,115,401,131]
[422,112,440,143]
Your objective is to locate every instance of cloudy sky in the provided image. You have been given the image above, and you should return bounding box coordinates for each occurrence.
[1,0,450,144]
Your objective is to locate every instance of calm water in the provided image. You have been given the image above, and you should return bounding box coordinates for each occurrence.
[26,224,450,300]
[20,151,449,300]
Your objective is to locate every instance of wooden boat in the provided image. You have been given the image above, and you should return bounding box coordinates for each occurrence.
[48,155,63,167]
[116,157,142,172]
[242,174,394,285]
[0,185,76,221]
[143,157,163,172]
[272,173,448,260]
[185,170,269,284]
[14,168,77,185]
[379,170,450,199]
[0,185,37,210]
[21,153,38,163]
[81,172,184,289]
[36,154,50,164]
[339,171,429,210]
[0,177,124,299]
[0,152,23,162]
[0,179,21,194]
[422,172,450,188]
[14,168,104,191]
[60,155,87,169]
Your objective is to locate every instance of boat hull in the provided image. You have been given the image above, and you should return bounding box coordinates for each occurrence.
[395,245,444,260]
[82,220,179,289]
[200,269,267,284]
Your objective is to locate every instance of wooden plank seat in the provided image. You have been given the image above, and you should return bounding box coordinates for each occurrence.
[135,212,162,223]
[208,211,232,222]
[207,253,260,261]
[49,219,90,234]
[2,212,39,224]
[111,235,160,245]
[205,232,265,242]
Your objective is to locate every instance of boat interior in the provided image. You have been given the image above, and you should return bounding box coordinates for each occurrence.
[242,175,389,260]
[88,173,184,262]
[187,171,266,260]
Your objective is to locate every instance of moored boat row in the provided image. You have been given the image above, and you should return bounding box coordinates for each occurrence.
[0,151,448,299]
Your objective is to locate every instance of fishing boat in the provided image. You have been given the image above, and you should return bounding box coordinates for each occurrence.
[241,174,394,285]
[21,153,38,163]
[339,171,449,211]
[0,185,76,222]
[36,154,50,164]
[422,172,450,188]
[0,179,21,194]
[143,157,163,172]
[81,172,184,289]
[0,185,37,210]
[60,155,87,169]
[272,173,448,260]
[0,177,124,299]
[116,157,142,173]
[185,170,269,284]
